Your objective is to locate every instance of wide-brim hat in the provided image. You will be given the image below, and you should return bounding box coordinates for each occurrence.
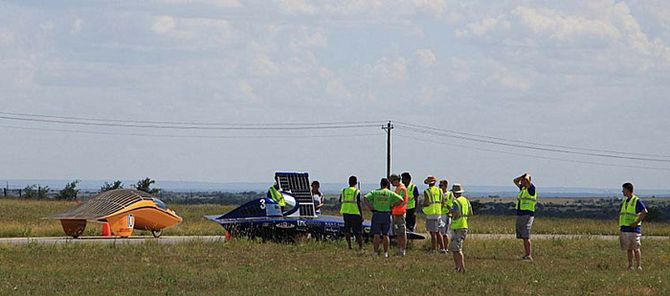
[424,176,437,185]
[451,183,464,193]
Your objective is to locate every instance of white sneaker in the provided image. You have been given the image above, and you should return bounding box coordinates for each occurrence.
[440,249,448,254]
[384,252,389,258]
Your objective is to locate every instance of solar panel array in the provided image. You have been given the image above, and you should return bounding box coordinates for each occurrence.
[275,172,316,217]
[53,189,151,220]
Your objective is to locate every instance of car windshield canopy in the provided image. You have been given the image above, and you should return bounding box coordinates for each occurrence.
[152,198,168,210]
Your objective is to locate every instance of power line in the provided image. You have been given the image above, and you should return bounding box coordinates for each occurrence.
[0,115,381,131]
[395,121,670,159]
[0,111,382,127]
[0,124,384,139]
[398,124,670,163]
[3,110,667,164]
[395,132,670,172]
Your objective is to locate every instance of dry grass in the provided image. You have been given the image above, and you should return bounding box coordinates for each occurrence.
[0,238,668,295]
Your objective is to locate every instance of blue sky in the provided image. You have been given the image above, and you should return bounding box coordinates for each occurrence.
[1,0,669,190]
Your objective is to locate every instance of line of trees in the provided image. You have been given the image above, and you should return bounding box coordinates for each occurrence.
[5,177,162,200]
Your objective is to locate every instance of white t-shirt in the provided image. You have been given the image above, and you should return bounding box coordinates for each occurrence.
[313,194,323,214]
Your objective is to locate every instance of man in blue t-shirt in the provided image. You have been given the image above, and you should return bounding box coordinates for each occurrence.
[619,182,648,271]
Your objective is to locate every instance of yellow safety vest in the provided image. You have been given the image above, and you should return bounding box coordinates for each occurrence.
[340,187,361,215]
[619,195,641,227]
[407,183,417,209]
[268,186,286,207]
[516,187,537,212]
[422,186,442,215]
[451,196,471,230]
[442,191,454,214]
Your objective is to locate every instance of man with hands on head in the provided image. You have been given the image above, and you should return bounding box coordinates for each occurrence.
[513,173,537,261]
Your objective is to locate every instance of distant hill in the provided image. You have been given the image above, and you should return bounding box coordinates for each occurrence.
[3,179,670,198]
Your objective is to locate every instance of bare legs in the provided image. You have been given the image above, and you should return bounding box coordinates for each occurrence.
[452,251,465,272]
[523,238,532,257]
[397,233,406,254]
[627,249,642,270]
[429,232,444,251]
[635,249,641,269]
[355,234,363,250]
[373,235,390,255]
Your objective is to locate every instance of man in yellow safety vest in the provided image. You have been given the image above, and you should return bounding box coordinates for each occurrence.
[401,172,420,232]
[619,182,648,271]
[513,173,537,261]
[340,176,364,250]
[449,183,471,273]
[422,176,444,253]
[439,179,454,253]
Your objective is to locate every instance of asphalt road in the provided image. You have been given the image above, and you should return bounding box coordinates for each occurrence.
[0,234,667,245]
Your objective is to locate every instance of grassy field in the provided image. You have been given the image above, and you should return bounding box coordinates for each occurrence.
[0,238,668,295]
[1,198,669,295]
[1,198,669,237]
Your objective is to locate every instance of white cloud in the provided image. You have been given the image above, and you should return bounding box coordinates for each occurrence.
[489,71,531,92]
[278,0,318,15]
[151,15,232,47]
[155,0,241,8]
[455,1,670,72]
[511,6,620,43]
[415,48,437,67]
[251,54,279,76]
[458,16,510,37]
[40,21,55,32]
[368,57,407,82]
[0,28,15,45]
[239,80,258,102]
[412,0,447,17]
[319,67,352,99]
[70,18,83,34]
[152,15,176,34]
[290,30,327,49]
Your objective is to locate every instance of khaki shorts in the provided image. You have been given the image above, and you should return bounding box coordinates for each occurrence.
[448,229,468,252]
[516,215,534,239]
[425,217,443,233]
[619,232,641,250]
[439,215,450,236]
[392,214,406,235]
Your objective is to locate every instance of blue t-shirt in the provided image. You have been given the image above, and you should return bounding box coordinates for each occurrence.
[516,184,536,216]
[620,198,647,233]
[412,186,420,200]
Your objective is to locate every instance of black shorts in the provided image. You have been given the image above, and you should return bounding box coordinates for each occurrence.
[343,214,362,235]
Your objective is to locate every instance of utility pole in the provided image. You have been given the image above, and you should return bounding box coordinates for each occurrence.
[382,121,394,178]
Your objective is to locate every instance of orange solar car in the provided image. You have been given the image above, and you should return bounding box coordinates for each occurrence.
[53,189,183,238]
